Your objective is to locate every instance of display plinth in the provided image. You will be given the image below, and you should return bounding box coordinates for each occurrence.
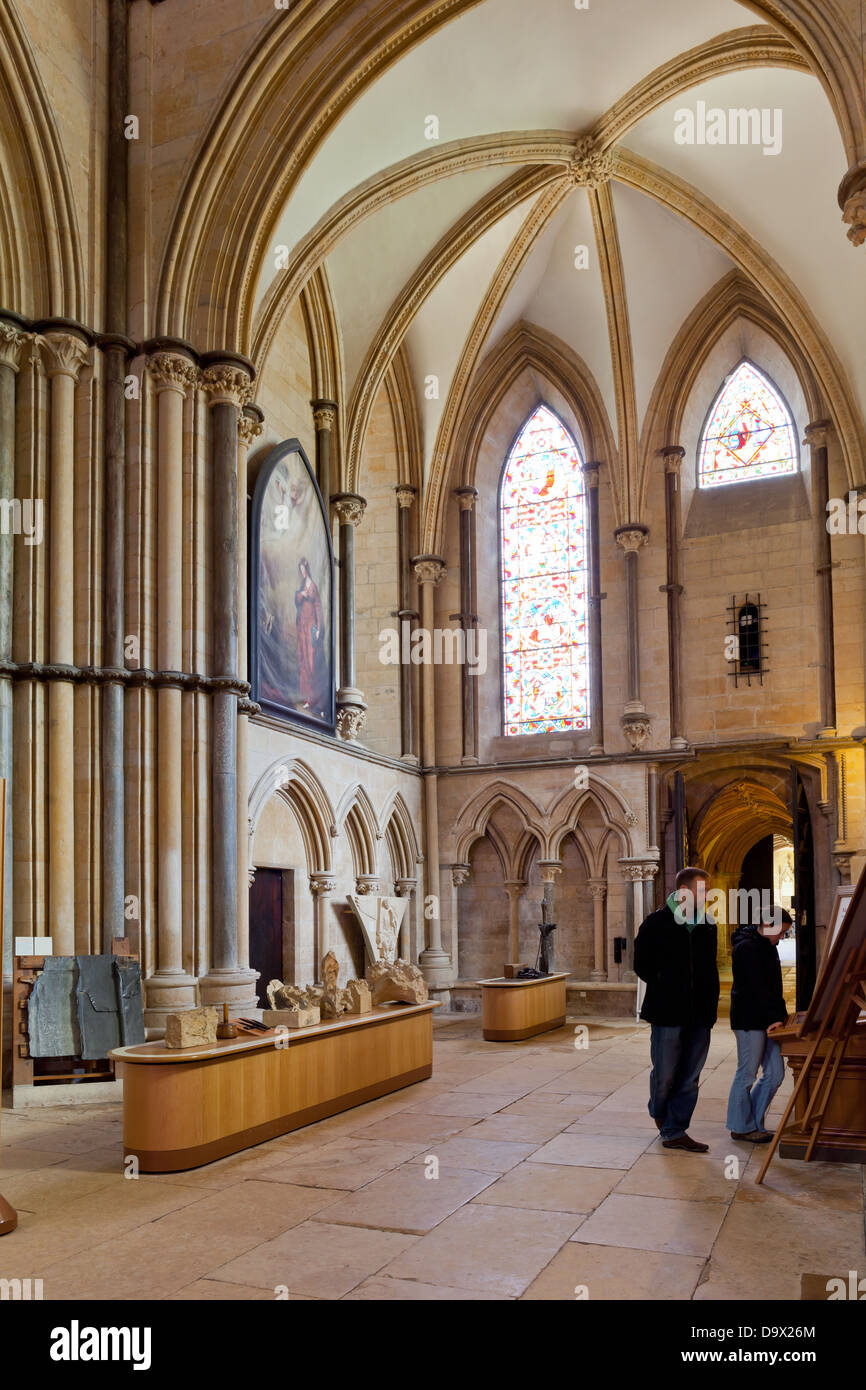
[112,1000,439,1172]
[478,972,569,1041]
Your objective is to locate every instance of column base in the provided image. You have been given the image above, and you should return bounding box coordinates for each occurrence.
[817,726,837,739]
[400,753,419,765]
[590,970,607,982]
[419,948,453,990]
[198,967,260,1015]
[669,736,689,751]
[622,970,637,985]
[588,744,604,756]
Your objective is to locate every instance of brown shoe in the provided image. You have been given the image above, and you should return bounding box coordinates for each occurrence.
[662,1134,709,1153]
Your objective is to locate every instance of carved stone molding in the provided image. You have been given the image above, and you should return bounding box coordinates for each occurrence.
[566,136,615,188]
[0,659,250,698]
[332,492,367,527]
[148,351,198,395]
[411,554,446,586]
[0,323,26,373]
[40,331,89,381]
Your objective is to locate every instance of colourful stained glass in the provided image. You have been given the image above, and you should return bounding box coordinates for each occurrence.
[698,360,797,488]
[500,405,589,737]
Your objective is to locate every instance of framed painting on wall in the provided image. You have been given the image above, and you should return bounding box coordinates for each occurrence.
[249,439,335,731]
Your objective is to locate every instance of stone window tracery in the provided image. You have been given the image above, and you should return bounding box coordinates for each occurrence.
[697,360,798,489]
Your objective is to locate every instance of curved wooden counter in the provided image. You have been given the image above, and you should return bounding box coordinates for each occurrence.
[478,973,569,1041]
[112,1001,438,1172]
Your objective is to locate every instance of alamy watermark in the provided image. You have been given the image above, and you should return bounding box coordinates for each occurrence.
[674,102,783,157]
[378,620,487,673]
[0,497,43,545]
[673,885,790,928]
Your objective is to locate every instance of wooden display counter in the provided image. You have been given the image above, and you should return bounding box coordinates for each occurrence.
[111,1000,438,1173]
[478,972,568,1041]
[775,1018,866,1165]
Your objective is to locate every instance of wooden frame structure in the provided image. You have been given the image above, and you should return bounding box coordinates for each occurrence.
[756,864,866,1183]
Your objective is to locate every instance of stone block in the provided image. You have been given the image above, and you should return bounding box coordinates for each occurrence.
[164,1007,218,1049]
[343,978,372,1014]
[261,1007,321,1029]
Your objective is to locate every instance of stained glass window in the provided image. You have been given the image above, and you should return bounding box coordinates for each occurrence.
[500,405,589,737]
[698,360,797,488]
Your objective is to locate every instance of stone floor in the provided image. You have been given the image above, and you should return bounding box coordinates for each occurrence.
[1,1014,864,1301]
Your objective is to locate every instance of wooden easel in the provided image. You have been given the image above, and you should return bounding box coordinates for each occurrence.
[756,865,866,1184]
[0,779,17,1234]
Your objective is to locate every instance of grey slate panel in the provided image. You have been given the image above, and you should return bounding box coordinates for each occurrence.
[27,957,81,1057]
[76,954,122,1059]
[116,957,145,1045]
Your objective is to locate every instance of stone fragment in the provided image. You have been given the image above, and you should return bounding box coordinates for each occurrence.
[367,958,428,1006]
[321,950,340,991]
[261,1006,320,1029]
[320,987,348,1019]
[267,981,313,1010]
[343,978,372,1014]
[164,1007,218,1049]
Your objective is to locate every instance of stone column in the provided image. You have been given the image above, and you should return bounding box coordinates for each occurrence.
[661,447,688,750]
[355,874,379,896]
[395,485,418,763]
[332,493,367,742]
[395,876,418,960]
[454,486,479,765]
[199,355,258,1011]
[587,879,607,981]
[618,859,644,982]
[41,330,89,953]
[0,320,25,977]
[614,525,651,753]
[805,420,836,736]
[503,880,526,964]
[147,349,199,1016]
[311,399,338,509]
[310,874,335,980]
[447,865,468,979]
[237,405,263,989]
[641,862,659,919]
[582,461,604,754]
[412,554,451,988]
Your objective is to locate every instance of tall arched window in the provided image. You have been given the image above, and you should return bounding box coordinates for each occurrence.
[500,404,589,736]
[698,360,798,488]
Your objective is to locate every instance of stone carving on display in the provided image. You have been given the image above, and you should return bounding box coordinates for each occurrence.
[164,1007,218,1049]
[367,958,428,1006]
[346,893,408,965]
[264,953,374,1025]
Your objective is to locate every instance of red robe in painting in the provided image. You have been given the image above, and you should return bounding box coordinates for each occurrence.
[294,561,323,707]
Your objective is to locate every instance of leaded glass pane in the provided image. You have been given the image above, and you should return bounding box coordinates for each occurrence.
[698,360,797,488]
[500,405,589,736]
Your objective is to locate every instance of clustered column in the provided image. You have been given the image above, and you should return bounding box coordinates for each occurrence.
[804,420,837,737]
[614,524,651,753]
[454,485,479,765]
[332,493,367,742]
[237,404,264,987]
[661,446,688,751]
[147,348,199,1016]
[42,329,90,954]
[199,355,258,1011]
[587,879,607,981]
[395,485,418,763]
[0,320,25,977]
[411,554,452,988]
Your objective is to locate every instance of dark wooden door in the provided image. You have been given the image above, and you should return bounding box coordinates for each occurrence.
[791,768,816,1010]
[249,868,285,1007]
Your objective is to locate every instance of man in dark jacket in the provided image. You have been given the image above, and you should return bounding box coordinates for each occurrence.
[634,866,719,1153]
[725,907,790,1141]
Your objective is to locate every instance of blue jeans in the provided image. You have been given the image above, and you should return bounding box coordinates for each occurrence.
[726,1030,785,1134]
[648,1024,712,1141]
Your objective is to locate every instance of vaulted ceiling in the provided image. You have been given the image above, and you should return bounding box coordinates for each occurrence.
[249,0,865,531]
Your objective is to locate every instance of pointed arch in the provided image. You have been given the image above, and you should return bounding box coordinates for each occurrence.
[697,359,798,489]
[335,783,381,878]
[247,758,336,873]
[500,403,590,738]
[452,780,547,867]
[547,775,638,861]
[381,789,421,883]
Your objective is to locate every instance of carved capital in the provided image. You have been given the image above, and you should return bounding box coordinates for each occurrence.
[0,323,26,373]
[311,398,338,431]
[621,712,651,751]
[452,864,472,888]
[395,484,417,510]
[336,699,367,742]
[538,860,562,884]
[332,492,366,527]
[411,554,446,586]
[149,351,198,396]
[309,874,336,896]
[833,852,852,884]
[582,460,601,489]
[614,525,649,553]
[394,877,416,897]
[842,188,866,247]
[355,874,379,896]
[566,136,615,188]
[40,331,89,382]
[455,485,478,512]
[201,362,253,408]
[803,418,832,450]
[587,879,607,900]
[661,446,685,474]
[238,410,264,449]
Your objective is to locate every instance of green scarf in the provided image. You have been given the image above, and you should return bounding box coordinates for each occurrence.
[667,889,706,932]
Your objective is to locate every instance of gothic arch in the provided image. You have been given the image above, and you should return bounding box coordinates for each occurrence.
[248,757,336,874]
[547,778,637,863]
[381,789,421,882]
[452,780,547,867]
[335,783,381,878]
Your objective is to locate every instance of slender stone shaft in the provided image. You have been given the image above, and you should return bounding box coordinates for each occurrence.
[662,447,687,750]
[411,555,451,987]
[588,880,607,981]
[395,485,417,762]
[805,420,836,734]
[454,487,479,764]
[583,462,604,753]
[0,321,24,977]
[332,493,367,741]
[312,400,337,515]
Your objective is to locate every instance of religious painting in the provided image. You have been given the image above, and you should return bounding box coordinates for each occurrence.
[249,440,335,730]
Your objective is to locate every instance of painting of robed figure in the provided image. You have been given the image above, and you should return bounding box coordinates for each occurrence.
[249,440,335,731]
